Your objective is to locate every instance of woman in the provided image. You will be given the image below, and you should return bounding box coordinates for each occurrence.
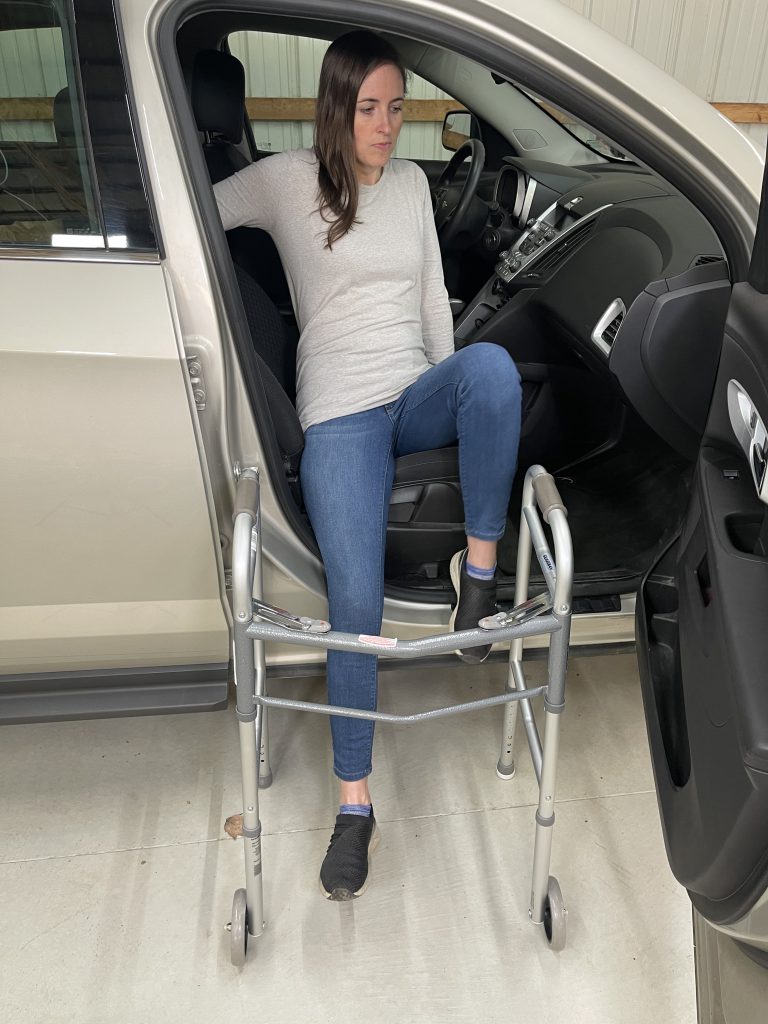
[214,30,521,901]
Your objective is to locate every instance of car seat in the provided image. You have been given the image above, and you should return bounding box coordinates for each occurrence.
[191,49,466,572]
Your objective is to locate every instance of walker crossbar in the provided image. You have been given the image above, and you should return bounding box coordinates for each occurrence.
[246,611,561,655]
[226,464,574,964]
[254,684,548,724]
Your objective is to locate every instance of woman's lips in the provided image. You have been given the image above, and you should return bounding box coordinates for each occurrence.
[373,142,392,149]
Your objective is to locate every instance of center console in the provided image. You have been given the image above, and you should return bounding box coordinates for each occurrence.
[453,199,610,344]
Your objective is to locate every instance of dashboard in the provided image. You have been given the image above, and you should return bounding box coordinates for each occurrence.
[453,157,727,374]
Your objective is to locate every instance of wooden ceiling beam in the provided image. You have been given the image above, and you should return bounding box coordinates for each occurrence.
[1,95,766,125]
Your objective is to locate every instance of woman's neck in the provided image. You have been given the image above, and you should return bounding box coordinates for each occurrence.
[356,164,384,186]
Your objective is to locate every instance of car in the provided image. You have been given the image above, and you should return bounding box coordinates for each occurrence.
[1,0,767,1015]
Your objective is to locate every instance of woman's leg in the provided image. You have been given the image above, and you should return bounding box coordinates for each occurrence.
[300,407,395,899]
[392,342,522,658]
[394,342,521,539]
[300,406,396,785]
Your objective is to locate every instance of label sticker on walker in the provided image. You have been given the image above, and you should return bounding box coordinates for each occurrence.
[250,839,262,876]
[541,552,555,573]
[358,634,398,648]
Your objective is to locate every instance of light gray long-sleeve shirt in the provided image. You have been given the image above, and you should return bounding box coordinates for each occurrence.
[213,148,455,430]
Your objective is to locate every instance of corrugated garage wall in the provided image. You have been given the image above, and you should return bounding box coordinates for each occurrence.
[557,0,768,152]
[0,28,65,142]
[0,4,765,156]
[228,32,455,159]
[230,1,767,159]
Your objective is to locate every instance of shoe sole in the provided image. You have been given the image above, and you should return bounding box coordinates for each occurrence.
[449,551,491,665]
[319,823,381,902]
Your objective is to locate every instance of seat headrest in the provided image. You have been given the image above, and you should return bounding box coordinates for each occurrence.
[191,50,246,144]
[53,86,75,144]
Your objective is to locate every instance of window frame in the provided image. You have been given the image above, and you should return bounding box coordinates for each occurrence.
[0,0,160,257]
[0,0,105,250]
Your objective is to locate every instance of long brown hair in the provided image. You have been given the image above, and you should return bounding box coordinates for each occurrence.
[314,31,407,249]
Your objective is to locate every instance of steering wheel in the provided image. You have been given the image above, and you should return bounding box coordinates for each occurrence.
[432,138,486,249]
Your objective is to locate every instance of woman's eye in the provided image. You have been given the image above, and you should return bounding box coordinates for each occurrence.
[360,107,374,115]
[391,106,403,115]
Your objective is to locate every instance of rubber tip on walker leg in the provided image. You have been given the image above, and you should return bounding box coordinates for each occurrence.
[496,760,516,780]
[258,771,273,790]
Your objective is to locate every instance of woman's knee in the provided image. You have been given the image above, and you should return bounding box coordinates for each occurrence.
[460,342,521,401]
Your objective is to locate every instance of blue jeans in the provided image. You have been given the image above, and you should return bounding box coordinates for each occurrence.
[300,343,522,781]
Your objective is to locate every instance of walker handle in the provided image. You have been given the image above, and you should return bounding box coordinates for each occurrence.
[233,469,260,523]
[532,473,566,524]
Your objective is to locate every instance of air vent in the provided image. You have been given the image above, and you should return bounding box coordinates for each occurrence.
[523,216,598,278]
[602,312,624,345]
[591,298,626,358]
[693,254,725,267]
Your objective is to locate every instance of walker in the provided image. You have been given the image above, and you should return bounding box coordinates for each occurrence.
[227,464,573,965]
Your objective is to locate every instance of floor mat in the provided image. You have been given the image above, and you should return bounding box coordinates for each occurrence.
[497,446,690,579]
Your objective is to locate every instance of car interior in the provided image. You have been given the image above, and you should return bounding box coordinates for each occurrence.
[174,13,732,613]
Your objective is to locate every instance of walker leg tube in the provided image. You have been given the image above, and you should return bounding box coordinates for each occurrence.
[258,709,272,789]
[497,688,520,779]
[498,474,535,777]
[232,502,266,946]
[529,710,560,924]
[529,623,568,925]
[238,715,265,937]
[233,619,265,939]
[514,659,544,780]
[498,658,544,780]
[252,537,273,789]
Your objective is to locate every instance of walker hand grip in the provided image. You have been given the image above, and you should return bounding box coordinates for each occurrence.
[532,473,566,523]
[233,472,259,523]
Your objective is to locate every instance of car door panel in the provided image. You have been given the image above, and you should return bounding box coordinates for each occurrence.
[637,155,768,935]
[0,257,230,718]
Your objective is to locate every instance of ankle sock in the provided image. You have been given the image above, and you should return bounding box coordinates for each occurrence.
[466,560,496,581]
[340,803,372,817]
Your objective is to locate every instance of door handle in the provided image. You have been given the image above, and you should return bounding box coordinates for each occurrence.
[727,379,768,503]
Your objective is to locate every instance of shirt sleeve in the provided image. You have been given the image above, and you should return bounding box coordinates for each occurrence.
[418,169,455,365]
[212,156,280,233]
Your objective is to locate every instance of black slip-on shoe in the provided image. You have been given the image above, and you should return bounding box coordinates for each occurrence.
[319,809,380,901]
[449,548,498,664]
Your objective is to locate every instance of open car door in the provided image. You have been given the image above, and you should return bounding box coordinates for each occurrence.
[632,146,768,1013]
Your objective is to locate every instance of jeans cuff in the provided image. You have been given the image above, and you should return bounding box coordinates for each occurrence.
[464,527,506,542]
[333,765,373,782]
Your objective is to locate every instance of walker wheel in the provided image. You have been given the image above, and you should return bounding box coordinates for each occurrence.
[229,888,248,966]
[543,876,567,951]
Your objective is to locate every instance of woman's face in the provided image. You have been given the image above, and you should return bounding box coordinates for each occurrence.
[353,63,405,184]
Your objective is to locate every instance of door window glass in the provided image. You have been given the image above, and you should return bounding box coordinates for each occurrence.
[227,32,460,161]
[0,1,103,247]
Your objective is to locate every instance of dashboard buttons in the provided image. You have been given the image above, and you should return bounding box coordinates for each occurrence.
[495,249,523,283]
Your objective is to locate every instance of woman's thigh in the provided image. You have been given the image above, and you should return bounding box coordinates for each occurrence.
[300,407,396,629]
[392,342,520,457]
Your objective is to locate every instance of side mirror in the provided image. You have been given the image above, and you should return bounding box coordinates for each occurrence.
[441,109,474,152]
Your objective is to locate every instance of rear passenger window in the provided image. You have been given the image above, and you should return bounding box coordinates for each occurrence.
[0,0,103,247]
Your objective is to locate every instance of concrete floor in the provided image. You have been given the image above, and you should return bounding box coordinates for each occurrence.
[0,651,695,1024]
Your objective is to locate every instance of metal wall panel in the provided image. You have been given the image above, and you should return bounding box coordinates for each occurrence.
[587,0,639,44]
[230,12,767,158]
[0,26,64,142]
[557,0,768,104]
[554,0,768,153]
[229,30,453,159]
[2,10,765,150]
[631,0,686,73]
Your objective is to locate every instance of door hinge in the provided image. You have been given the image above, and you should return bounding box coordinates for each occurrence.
[186,355,206,411]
